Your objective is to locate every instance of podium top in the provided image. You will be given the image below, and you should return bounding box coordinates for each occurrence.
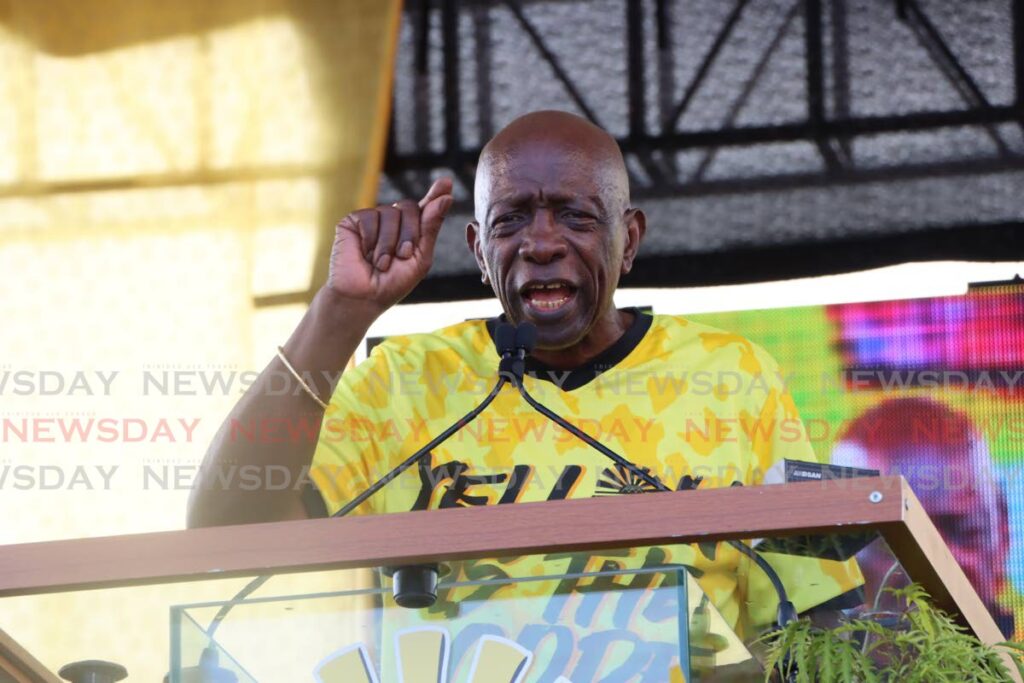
[0,476,1003,645]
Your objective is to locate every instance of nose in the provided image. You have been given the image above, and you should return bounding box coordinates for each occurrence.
[518,209,568,264]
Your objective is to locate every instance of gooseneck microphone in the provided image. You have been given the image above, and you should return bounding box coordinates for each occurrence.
[202,324,523,651]
[330,321,517,520]
[196,318,796,680]
[507,321,798,630]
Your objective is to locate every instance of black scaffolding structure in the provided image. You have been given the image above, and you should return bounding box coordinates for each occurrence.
[262,0,1024,306]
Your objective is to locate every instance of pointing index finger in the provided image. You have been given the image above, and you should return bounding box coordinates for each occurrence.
[418,177,454,209]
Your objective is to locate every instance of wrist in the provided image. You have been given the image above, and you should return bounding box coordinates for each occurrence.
[312,285,385,330]
[282,287,382,373]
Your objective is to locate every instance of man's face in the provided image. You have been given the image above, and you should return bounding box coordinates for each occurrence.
[865,447,1009,598]
[905,456,1007,596]
[467,141,641,350]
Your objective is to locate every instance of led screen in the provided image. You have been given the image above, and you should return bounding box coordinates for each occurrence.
[689,284,1024,638]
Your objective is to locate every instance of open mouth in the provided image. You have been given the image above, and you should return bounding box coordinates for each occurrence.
[520,280,578,313]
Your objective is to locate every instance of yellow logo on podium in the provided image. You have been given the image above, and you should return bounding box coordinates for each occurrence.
[313,626,559,683]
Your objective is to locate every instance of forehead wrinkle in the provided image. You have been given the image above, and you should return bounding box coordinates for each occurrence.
[485,190,611,226]
[475,111,631,223]
[492,187,603,207]
[477,147,627,222]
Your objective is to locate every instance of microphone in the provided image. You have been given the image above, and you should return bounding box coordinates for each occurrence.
[498,321,533,385]
[200,324,522,658]
[508,322,798,630]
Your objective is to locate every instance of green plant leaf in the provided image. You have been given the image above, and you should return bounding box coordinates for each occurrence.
[759,582,1021,682]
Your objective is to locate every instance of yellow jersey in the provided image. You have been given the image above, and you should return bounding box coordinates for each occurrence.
[311,310,863,639]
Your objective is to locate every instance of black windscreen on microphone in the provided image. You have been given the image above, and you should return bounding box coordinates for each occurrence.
[495,322,517,357]
[514,322,537,353]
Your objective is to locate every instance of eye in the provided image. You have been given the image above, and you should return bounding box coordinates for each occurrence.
[491,213,525,233]
[561,209,596,227]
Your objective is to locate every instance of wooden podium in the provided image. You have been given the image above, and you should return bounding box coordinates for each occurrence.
[0,628,61,683]
[0,476,1010,680]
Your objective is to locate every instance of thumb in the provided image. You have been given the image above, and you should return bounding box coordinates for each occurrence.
[417,194,454,262]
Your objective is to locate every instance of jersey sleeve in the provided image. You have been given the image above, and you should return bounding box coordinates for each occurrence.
[738,343,865,630]
[309,342,396,517]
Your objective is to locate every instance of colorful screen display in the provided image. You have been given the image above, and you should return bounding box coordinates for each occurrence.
[687,284,1024,638]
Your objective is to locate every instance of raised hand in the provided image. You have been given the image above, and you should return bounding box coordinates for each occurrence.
[193,185,454,528]
[328,178,454,314]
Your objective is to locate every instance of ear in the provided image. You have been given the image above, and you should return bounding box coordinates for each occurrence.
[466,220,490,284]
[621,208,646,275]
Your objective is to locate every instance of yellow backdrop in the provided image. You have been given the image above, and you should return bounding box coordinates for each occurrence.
[0,0,402,677]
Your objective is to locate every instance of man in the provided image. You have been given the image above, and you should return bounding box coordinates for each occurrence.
[189,111,861,649]
[831,396,1016,637]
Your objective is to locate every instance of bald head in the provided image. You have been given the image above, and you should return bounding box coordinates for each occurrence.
[466,109,645,357]
[474,110,631,224]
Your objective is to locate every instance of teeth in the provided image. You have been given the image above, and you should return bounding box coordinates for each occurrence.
[522,282,574,310]
[532,297,569,309]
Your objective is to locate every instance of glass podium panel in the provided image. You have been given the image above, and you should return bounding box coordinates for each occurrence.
[0,528,927,681]
[170,561,706,683]
[166,531,909,682]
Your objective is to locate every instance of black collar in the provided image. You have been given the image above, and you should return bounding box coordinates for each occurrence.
[485,307,653,391]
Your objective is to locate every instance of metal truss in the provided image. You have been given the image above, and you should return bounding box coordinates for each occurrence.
[255,0,1024,307]
[383,0,1024,202]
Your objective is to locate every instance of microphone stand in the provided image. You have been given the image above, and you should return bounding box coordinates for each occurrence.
[186,321,797,680]
[506,323,799,633]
